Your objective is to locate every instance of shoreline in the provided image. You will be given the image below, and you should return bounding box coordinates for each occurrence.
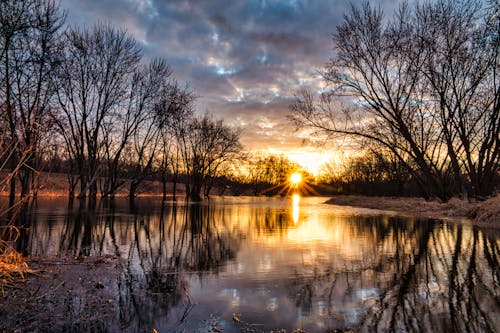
[1,190,498,230]
[324,194,500,230]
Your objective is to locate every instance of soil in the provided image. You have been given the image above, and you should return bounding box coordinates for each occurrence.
[0,255,122,332]
[325,194,500,229]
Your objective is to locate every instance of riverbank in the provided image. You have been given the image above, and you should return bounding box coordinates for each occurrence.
[0,255,122,332]
[325,195,500,229]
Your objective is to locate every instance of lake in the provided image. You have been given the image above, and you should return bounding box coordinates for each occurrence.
[9,196,500,332]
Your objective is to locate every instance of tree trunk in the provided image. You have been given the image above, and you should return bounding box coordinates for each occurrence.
[161,172,168,200]
[8,175,16,208]
[129,180,139,198]
[19,167,32,198]
[78,171,87,198]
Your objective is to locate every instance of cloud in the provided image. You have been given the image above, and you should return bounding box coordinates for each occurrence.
[61,0,394,154]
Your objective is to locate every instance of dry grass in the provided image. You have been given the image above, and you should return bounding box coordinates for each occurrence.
[326,194,500,228]
[467,195,500,227]
[0,227,36,294]
[0,156,35,294]
[0,247,33,293]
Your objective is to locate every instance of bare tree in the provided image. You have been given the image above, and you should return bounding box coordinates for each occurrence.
[245,153,301,195]
[0,0,64,203]
[183,115,242,201]
[53,24,141,200]
[125,62,171,198]
[418,0,500,198]
[290,0,499,200]
[99,59,172,198]
[155,83,195,200]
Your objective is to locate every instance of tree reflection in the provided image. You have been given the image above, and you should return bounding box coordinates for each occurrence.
[284,217,499,332]
[10,197,500,332]
[116,201,243,330]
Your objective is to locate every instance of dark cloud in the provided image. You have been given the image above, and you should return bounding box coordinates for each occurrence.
[61,0,397,153]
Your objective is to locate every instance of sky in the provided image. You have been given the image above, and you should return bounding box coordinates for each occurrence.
[61,0,399,174]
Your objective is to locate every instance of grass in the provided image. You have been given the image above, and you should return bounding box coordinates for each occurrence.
[0,155,35,294]
[0,226,35,294]
[326,194,500,227]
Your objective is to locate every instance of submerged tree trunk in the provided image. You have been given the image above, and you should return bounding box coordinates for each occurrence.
[172,178,177,201]
[161,173,168,200]
[129,180,140,198]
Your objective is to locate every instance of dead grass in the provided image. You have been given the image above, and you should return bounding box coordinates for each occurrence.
[0,248,35,294]
[326,194,500,228]
[0,150,37,294]
[467,195,500,227]
[0,226,37,294]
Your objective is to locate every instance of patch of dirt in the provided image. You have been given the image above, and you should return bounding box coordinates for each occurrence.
[0,255,122,332]
[325,195,500,229]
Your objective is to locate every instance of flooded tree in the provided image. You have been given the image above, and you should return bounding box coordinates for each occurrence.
[155,82,195,200]
[183,115,242,201]
[0,0,64,203]
[98,59,172,198]
[53,24,142,200]
[290,0,499,200]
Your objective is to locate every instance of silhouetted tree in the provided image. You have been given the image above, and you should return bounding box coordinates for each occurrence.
[183,115,242,201]
[245,153,301,195]
[98,59,172,198]
[155,82,195,200]
[53,24,142,199]
[0,0,64,203]
[290,0,499,200]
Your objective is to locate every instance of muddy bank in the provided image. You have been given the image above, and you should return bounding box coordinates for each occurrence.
[325,195,500,229]
[0,255,123,332]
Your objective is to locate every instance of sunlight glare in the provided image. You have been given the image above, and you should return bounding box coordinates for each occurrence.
[290,173,302,186]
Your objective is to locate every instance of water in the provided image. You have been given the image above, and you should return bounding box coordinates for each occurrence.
[9,196,500,332]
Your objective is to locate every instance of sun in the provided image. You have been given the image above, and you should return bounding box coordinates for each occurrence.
[290,172,302,186]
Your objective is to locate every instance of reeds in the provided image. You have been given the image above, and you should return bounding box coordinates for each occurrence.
[0,144,35,294]
[0,235,33,294]
[0,224,37,294]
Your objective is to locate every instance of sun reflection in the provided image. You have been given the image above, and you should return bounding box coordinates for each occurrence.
[292,194,300,224]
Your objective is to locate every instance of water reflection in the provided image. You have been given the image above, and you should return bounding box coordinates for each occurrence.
[292,194,300,224]
[10,196,500,332]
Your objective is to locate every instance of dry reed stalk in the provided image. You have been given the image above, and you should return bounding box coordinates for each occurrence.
[0,145,36,294]
[0,247,36,294]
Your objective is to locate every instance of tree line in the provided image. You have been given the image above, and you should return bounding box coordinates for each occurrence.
[291,0,499,201]
[0,0,242,203]
[319,150,422,196]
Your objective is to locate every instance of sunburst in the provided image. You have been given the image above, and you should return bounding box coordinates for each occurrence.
[260,170,318,197]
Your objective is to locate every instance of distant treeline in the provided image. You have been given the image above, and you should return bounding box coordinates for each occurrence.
[319,150,497,197]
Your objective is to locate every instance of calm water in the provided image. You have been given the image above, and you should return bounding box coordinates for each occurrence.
[9,196,500,332]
